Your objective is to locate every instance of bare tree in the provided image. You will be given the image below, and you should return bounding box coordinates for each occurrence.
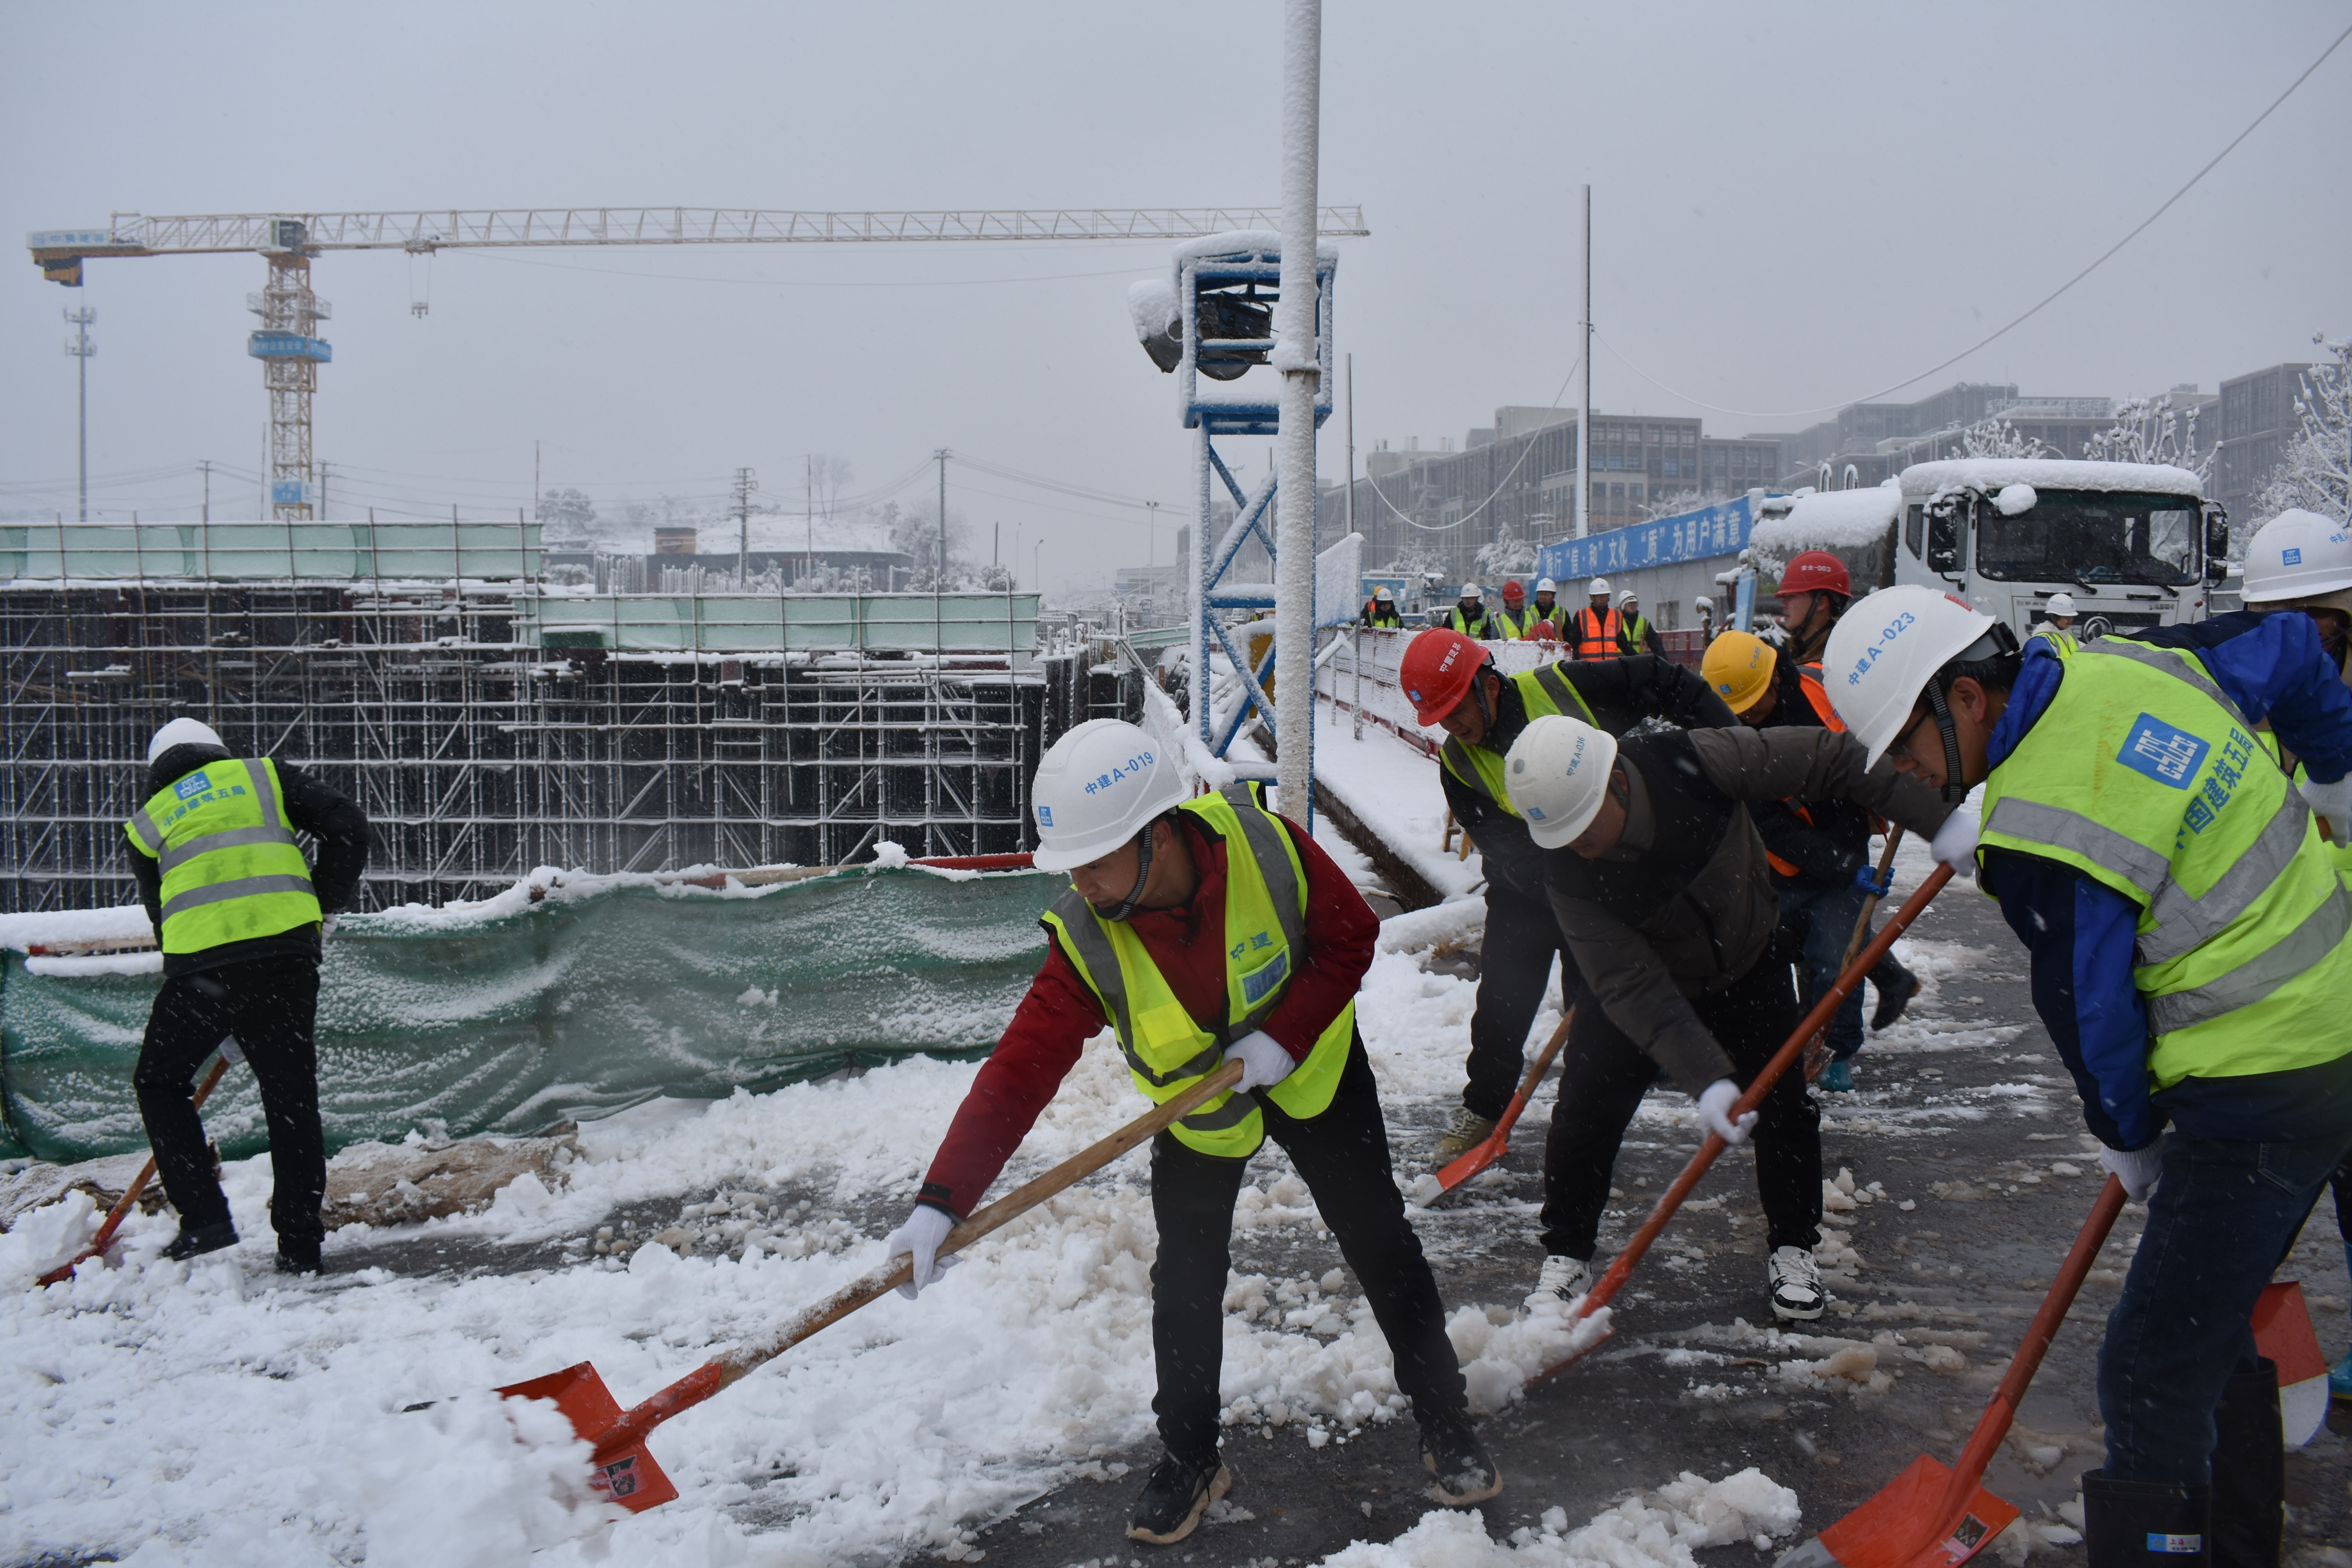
[1640,487,1705,521]
[2254,336,2351,524]
[2087,395,2214,481]
[1955,419,2053,460]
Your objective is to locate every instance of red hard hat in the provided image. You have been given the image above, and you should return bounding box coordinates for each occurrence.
[1399,629,1488,725]
[1780,550,1852,598]
[1500,579,1525,602]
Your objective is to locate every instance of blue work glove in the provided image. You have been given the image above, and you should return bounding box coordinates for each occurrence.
[1852,864,1893,898]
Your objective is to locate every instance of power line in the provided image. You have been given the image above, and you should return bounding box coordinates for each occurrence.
[1596,17,2352,424]
[1362,351,1583,534]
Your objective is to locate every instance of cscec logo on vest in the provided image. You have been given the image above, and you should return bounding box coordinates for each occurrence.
[174,772,211,800]
[2116,714,2209,789]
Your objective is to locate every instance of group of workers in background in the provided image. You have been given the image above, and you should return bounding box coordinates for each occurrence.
[1364,575,1663,658]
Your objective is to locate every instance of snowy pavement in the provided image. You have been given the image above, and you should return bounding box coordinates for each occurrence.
[4,780,2349,1564]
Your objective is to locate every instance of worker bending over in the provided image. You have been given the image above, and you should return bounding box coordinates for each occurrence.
[1362,585,1403,628]
[884,721,1496,1547]
[1828,584,2352,1566]
[1501,711,1949,1321]
[1702,630,1920,1091]
[125,717,370,1274]
[1399,628,1738,1163]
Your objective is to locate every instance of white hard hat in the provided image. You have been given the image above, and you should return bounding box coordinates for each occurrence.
[1822,586,1996,768]
[1617,590,1638,607]
[2241,508,2352,604]
[1374,585,1394,601]
[147,717,227,764]
[1503,715,1620,849]
[1587,577,1611,597]
[1535,577,1557,593]
[1029,719,1191,872]
[1461,583,1484,599]
[2045,592,2076,617]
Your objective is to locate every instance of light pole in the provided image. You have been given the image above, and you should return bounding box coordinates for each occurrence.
[64,307,95,522]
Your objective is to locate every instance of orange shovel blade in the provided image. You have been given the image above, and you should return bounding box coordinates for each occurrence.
[1785,1455,2020,1568]
[496,1361,681,1514]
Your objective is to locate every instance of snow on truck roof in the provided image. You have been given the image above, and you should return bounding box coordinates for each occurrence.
[1900,458,2205,498]
[1751,483,1903,556]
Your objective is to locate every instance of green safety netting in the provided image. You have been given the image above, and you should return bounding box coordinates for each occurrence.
[0,866,1059,1165]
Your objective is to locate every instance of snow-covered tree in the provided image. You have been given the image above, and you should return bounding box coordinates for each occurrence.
[976,562,1015,591]
[1955,419,2052,460]
[1640,488,1704,521]
[2254,336,2351,524]
[535,487,597,535]
[1474,520,1538,575]
[1379,536,1448,581]
[2087,395,2214,481]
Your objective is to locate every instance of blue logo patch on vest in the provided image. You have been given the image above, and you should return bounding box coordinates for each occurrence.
[1239,948,1289,1007]
[2117,714,2208,789]
[174,771,211,800]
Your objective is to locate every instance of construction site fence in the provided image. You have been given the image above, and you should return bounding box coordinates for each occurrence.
[0,864,1061,1165]
[1314,626,1710,750]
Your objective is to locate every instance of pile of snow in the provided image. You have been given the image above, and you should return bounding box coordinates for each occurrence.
[1315,1468,1800,1566]
[1751,483,1903,560]
[1899,458,2203,499]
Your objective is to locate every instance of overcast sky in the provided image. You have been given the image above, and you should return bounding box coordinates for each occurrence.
[4,2,2346,592]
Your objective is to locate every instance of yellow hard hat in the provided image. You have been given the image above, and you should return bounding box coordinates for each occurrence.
[1701,629,1777,714]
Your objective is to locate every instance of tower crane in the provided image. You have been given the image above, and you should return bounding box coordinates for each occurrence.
[27,206,1369,521]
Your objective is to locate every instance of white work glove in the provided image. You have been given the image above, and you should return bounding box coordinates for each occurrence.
[2099,1141,2165,1203]
[2301,775,2352,844]
[1695,1080,1759,1147]
[1222,1029,1298,1094]
[1928,810,1979,879]
[883,1205,959,1300]
[217,1036,245,1067]
[320,913,341,940]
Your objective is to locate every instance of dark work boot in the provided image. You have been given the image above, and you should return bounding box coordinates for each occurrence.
[275,1236,324,1275]
[2082,1469,2210,1567]
[162,1219,238,1261]
[2207,1359,2283,1568]
[1419,1409,1502,1505]
[1125,1450,1229,1545]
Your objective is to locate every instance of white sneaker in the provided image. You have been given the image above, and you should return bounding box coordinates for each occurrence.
[1768,1245,1825,1321]
[1526,1254,1592,1310]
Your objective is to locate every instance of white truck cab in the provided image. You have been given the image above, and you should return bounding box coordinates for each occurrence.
[1894,459,2228,642]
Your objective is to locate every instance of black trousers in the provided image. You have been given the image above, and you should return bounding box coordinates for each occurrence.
[1461,878,1579,1122]
[1539,953,1822,1258]
[1149,1038,1468,1466]
[133,956,326,1247]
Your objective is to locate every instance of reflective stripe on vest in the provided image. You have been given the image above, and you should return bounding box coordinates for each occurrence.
[1760,670,1848,879]
[1624,614,1650,649]
[1571,607,1623,660]
[1446,607,1492,638]
[124,757,322,955]
[1492,606,1535,640]
[2256,728,2352,884]
[1977,640,2352,1087]
[1040,785,1354,1157]
[1438,664,1600,817]
[2029,625,2080,658]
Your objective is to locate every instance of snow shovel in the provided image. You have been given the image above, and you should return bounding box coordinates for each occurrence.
[1532,864,1956,1383]
[1806,829,1905,1085]
[37,1046,235,1289]
[491,1056,1250,1512]
[1773,1172,2127,1568]
[1434,1007,1575,1193]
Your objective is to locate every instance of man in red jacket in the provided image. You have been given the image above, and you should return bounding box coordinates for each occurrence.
[883,719,1496,1546]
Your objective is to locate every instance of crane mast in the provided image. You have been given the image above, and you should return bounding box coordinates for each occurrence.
[28,206,1369,523]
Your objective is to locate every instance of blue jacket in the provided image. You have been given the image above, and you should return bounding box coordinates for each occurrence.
[1981,612,2352,1150]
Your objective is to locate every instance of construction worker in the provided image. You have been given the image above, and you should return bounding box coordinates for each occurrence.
[1362,584,1403,629]
[1398,628,1739,1163]
[1568,578,1625,660]
[1775,550,1853,665]
[1499,711,1950,1321]
[1492,578,1538,639]
[1702,630,1921,1092]
[124,717,370,1274]
[1445,584,1498,640]
[1616,590,1664,657]
[2031,591,2081,657]
[1826,583,2352,1565]
[1530,577,1562,638]
[882,720,1499,1544]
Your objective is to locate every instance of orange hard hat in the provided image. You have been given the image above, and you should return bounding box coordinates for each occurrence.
[1399,628,1489,725]
[1780,550,1852,598]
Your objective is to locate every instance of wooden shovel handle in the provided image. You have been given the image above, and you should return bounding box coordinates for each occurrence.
[589,1057,1251,1455]
[38,1053,231,1287]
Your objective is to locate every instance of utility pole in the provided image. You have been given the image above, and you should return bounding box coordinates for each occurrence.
[1577,183,1592,540]
[318,460,332,520]
[732,466,757,582]
[804,454,815,587]
[534,440,541,523]
[200,460,212,524]
[1273,0,1322,824]
[935,448,949,588]
[1345,352,1356,539]
[64,307,95,522]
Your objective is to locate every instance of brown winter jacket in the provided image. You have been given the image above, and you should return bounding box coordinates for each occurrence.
[1540,726,1950,1091]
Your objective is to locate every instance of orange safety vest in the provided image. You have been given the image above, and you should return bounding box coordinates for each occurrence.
[1569,606,1624,660]
[1764,665,1852,880]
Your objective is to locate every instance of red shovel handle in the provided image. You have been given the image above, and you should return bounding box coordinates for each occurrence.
[1576,863,1954,1323]
[1434,1007,1575,1193]
[38,1054,232,1289]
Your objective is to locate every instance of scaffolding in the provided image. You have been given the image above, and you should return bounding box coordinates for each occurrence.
[2,520,1132,914]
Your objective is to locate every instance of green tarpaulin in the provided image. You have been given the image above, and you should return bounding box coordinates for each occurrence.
[0,865,1058,1164]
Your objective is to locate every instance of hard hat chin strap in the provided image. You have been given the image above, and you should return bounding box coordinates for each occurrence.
[1921,679,1968,805]
[1092,818,1160,923]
